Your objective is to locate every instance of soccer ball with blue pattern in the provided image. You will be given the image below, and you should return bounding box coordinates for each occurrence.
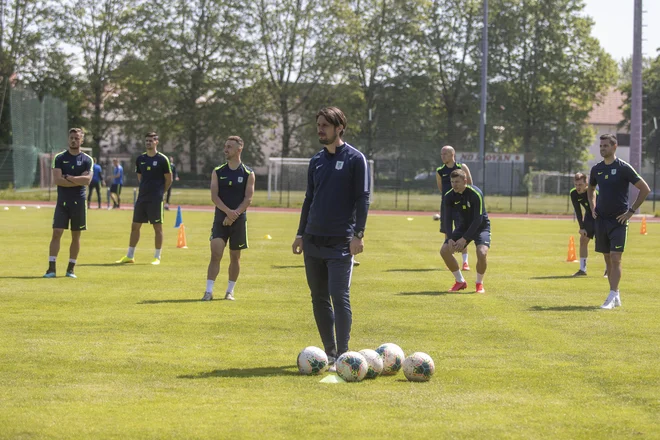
[402,352,435,382]
[375,343,405,375]
[335,351,368,382]
[297,346,329,375]
[359,349,384,379]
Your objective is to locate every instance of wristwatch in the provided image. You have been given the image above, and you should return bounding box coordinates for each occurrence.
[355,230,364,239]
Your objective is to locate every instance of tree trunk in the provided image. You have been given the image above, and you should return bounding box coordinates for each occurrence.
[280,93,290,158]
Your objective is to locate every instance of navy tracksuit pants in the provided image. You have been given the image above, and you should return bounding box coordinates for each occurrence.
[303,235,354,359]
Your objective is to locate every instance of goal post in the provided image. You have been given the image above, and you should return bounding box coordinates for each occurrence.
[267,157,375,200]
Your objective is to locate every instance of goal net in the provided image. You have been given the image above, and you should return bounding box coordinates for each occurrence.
[267,157,375,200]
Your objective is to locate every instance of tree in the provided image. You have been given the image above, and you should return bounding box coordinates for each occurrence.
[56,0,133,158]
[488,0,617,170]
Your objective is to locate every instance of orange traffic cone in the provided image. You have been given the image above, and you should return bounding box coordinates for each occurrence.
[177,223,188,248]
[566,236,578,262]
[641,216,648,235]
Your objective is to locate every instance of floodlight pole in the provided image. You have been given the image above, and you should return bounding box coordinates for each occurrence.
[478,0,488,191]
[630,0,643,207]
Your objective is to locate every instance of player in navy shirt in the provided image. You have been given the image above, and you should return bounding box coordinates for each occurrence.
[440,169,490,293]
[436,145,473,271]
[115,132,172,265]
[202,136,255,301]
[44,128,94,278]
[292,107,370,368]
[587,133,650,309]
[87,159,103,209]
[569,172,607,278]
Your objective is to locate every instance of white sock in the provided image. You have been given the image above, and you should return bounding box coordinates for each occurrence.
[206,280,215,293]
[476,273,485,284]
[580,258,587,272]
[69,259,76,264]
[49,256,56,262]
[127,247,136,258]
[462,253,469,264]
[227,280,236,293]
[154,249,162,259]
[452,270,465,283]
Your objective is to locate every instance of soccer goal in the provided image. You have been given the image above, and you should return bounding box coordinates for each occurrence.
[267,157,375,200]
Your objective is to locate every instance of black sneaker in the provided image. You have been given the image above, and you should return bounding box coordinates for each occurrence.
[572,270,587,277]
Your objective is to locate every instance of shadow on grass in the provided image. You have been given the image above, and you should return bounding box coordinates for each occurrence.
[139,299,205,304]
[0,276,51,279]
[178,365,299,379]
[529,275,577,280]
[78,263,150,267]
[529,305,600,312]
[398,291,475,296]
[271,265,305,269]
[385,268,441,273]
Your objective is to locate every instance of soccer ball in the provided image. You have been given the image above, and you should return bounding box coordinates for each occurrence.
[359,349,384,379]
[335,351,368,382]
[433,213,441,221]
[297,346,328,375]
[402,352,435,382]
[375,343,405,375]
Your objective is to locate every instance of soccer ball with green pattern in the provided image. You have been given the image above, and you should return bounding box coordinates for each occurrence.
[335,351,368,382]
[375,343,405,375]
[402,352,435,382]
[359,349,384,379]
[297,346,328,375]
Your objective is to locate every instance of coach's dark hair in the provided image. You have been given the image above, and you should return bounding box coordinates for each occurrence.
[599,133,617,147]
[450,169,467,179]
[316,107,347,136]
[145,131,158,139]
[68,127,84,136]
[574,172,587,182]
[226,136,244,148]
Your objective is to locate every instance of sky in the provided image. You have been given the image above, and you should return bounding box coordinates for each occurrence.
[583,0,660,61]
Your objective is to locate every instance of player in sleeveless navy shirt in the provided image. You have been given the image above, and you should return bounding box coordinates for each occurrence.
[44,128,94,278]
[202,136,255,301]
[587,134,649,309]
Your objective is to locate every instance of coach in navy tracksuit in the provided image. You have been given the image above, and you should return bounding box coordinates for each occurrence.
[292,107,370,365]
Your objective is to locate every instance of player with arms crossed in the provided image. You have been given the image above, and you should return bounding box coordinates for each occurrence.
[436,146,473,271]
[588,134,650,309]
[44,128,94,278]
[292,107,370,371]
[570,172,606,277]
[440,169,490,293]
[116,132,172,265]
[202,136,255,301]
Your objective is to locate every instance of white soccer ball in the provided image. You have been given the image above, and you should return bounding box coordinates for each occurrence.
[375,343,405,375]
[359,349,384,379]
[335,351,368,382]
[296,346,329,375]
[402,352,435,382]
[433,213,441,221]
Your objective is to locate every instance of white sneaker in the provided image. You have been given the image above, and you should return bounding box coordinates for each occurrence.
[201,292,213,301]
[327,356,337,373]
[614,292,622,307]
[600,291,617,309]
[224,292,235,301]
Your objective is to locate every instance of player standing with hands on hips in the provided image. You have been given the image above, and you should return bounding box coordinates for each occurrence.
[292,107,370,371]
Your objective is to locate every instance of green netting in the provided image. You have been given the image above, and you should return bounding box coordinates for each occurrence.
[10,87,68,189]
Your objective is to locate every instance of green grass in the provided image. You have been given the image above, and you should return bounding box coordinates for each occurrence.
[1,207,660,439]
[3,187,659,215]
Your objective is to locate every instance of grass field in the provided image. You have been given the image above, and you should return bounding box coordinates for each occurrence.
[1,207,660,439]
[3,187,659,215]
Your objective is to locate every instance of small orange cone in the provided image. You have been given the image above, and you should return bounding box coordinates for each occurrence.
[177,223,188,248]
[566,236,578,262]
[641,216,647,235]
